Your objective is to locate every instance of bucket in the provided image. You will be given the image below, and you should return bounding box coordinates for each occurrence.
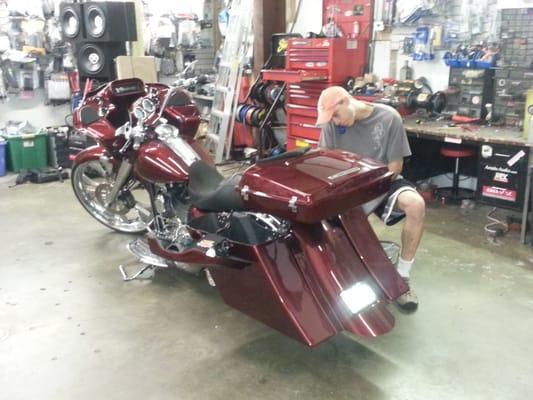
[0,139,6,176]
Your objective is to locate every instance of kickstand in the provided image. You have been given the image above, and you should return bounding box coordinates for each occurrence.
[118,262,155,281]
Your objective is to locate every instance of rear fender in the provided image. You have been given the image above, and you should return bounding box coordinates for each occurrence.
[291,218,399,338]
[208,213,404,346]
[338,207,408,300]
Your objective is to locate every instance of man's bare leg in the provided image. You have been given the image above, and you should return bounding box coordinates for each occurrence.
[396,190,426,261]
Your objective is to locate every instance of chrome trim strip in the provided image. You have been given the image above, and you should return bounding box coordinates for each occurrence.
[328,167,361,181]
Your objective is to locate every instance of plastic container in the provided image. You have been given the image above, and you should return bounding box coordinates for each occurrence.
[399,60,413,80]
[0,140,6,176]
[473,56,496,69]
[3,132,48,172]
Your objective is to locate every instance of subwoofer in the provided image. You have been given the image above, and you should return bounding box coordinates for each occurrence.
[59,2,85,41]
[83,2,137,42]
[77,42,126,81]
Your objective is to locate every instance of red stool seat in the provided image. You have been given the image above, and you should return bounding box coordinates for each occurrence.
[440,147,475,158]
[437,145,476,203]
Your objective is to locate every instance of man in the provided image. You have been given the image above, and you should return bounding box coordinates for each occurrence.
[316,86,425,311]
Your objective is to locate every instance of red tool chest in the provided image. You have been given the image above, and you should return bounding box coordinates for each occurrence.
[262,24,372,151]
[286,38,367,83]
[258,0,374,150]
[285,37,368,150]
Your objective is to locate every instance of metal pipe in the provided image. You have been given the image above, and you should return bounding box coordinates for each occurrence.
[520,166,532,244]
[105,160,133,207]
[453,158,460,197]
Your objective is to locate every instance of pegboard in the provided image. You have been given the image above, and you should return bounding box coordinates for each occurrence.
[322,0,373,41]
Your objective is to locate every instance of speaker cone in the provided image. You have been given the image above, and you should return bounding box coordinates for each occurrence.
[86,5,107,38]
[61,7,80,39]
[78,44,105,75]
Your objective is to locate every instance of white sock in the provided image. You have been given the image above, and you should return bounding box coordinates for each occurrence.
[397,257,414,279]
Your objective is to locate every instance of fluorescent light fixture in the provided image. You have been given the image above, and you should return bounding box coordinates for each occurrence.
[340,282,378,314]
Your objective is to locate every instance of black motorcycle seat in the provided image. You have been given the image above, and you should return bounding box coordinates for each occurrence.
[188,160,246,212]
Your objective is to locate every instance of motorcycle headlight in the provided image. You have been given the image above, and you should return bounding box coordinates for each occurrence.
[340,282,377,314]
[133,106,146,122]
[142,98,156,113]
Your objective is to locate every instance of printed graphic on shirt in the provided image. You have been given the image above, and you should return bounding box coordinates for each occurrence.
[370,122,385,152]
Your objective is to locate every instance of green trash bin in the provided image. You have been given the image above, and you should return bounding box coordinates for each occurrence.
[3,132,48,172]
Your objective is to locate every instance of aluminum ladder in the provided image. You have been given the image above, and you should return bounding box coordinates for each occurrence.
[206,0,254,163]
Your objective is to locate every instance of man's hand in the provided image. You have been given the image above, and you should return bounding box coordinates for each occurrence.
[388,159,404,178]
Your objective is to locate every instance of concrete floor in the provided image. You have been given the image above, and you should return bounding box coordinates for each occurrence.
[1,92,533,399]
[1,178,533,400]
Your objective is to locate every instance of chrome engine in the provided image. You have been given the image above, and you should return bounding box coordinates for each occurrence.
[151,183,192,246]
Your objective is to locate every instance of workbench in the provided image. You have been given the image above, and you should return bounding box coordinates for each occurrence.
[402,116,532,244]
[403,117,529,147]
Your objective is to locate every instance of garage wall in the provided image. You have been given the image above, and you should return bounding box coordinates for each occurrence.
[284,0,525,91]
[373,0,502,91]
[286,0,322,35]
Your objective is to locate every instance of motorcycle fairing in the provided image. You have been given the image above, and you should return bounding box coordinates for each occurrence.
[78,118,117,142]
[72,145,109,167]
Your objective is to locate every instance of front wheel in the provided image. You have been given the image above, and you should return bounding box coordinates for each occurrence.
[71,159,152,233]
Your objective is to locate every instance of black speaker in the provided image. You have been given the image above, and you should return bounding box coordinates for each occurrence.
[77,42,126,81]
[59,2,85,41]
[83,2,137,42]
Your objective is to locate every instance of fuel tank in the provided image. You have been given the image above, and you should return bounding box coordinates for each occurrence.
[134,139,191,183]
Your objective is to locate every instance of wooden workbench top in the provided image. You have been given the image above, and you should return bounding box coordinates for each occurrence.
[403,116,530,147]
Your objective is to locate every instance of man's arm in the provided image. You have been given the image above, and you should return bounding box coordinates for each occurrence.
[385,108,411,172]
[318,123,334,148]
[388,159,403,178]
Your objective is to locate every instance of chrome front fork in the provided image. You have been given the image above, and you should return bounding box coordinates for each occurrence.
[105,160,133,207]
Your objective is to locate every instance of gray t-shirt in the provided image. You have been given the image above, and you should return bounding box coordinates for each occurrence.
[318,103,411,164]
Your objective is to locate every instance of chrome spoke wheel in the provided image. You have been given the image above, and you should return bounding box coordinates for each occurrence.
[72,160,151,233]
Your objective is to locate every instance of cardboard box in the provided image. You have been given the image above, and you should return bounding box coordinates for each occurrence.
[116,56,158,84]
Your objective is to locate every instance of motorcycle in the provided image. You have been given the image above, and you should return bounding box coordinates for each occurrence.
[71,78,408,347]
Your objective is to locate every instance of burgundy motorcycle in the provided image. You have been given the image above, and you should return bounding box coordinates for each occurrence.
[71,78,408,346]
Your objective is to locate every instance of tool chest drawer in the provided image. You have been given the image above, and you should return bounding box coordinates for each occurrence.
[288,82,333,95]
[286,81,340,107]
[286,104,318,118]
[287,113,316,126]
[287,122,321,141]
[287,92,320,107]
[286,38,366,82]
